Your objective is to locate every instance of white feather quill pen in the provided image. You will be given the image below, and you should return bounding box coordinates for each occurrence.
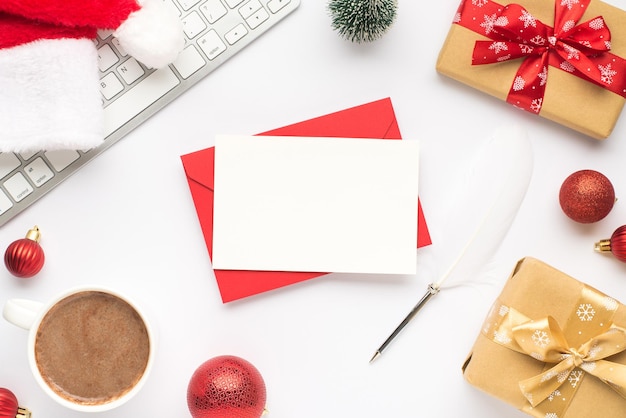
[370,124,534,362]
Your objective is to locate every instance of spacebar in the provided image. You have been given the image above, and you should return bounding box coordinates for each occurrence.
[103,67,181,137]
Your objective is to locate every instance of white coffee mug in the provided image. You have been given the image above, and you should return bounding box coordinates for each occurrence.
[3,286,154,412]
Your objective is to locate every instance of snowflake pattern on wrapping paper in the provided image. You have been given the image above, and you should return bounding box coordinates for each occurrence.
[562,19,575,32]
[560,60,576,72]
[453,12,461,23]
[530,98,543,112]
[603,297,618,311]
[563,44,581,60]
[513,76,526,91]
[599,63,618,84]
[497,54,512,62]
[588,343,603,359]
[494,330,512,344]
[520,44,534,54]
[538,66,548,86]
[531,351,545,361]
[548,389,562,402]
[530,35,546,46]
[472,0,489,6]
[561,0,580,10]
[541,369,558,383]
[576,303,596,321]
[532,330,550,347]
[489,41,508,54]
[499,305,509,316]
[568,370,583,387]
[519,10,537,28]
[589,17,605,30]
[480,14,509,35]
[580,361,597,373]
[545,413,558,418]
[557,369,570,383]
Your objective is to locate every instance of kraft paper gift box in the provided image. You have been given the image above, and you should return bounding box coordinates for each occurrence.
[462,257,626,417]
[436,0,626,139]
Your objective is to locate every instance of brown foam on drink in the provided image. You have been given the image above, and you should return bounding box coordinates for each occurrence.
[34,291,150,405]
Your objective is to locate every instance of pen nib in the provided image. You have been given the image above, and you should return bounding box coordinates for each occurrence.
[369,351,381,364]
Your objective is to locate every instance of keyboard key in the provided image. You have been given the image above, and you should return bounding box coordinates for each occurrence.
[198,30,227,60]
[173,45,206,79]
[4,173,33,202]
[246,8,269,29]
[100,73,125,100]
[0,190,12,215]
[268,0,290,13]
[239,0,262,19]
[103,67,181,137]
[25,158,54,187]
[44,150,81,172]
[19,151,37,161]
[97,44,120,71]
[225,24,248,45]
[112,38,128,57]
[225,0,245,8]
[182,11,207,39]
[0,153,21,179]
[117,58,146,84]
[97,29,114,40]
[200,0,228,23]
[177,0,202,11]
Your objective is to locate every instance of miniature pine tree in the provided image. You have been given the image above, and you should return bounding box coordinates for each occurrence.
[328,0,398,43]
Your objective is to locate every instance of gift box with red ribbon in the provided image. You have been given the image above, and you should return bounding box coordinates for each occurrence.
[463,257,626,417]
[437,0,626,139]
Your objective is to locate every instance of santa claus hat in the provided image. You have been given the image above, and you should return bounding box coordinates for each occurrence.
[0,0,183,153]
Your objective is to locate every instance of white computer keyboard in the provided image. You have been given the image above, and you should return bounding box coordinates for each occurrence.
[0,0,300,227]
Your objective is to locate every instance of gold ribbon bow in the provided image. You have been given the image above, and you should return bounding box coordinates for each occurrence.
[512,316,626,406]
[483,285,626,416]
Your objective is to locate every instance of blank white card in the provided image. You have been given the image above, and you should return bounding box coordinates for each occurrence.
[212,135,420,275]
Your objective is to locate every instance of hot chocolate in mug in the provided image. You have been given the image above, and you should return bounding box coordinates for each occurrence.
[2,286,154,412]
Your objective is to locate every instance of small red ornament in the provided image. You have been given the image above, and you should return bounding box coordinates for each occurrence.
[187,355,267,418]
[0,388,31,418]
[4,226,45,278]
[595,225,626,262]
[559,170,616,223]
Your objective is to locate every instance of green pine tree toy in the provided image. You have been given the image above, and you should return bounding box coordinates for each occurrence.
[328,0,398,43]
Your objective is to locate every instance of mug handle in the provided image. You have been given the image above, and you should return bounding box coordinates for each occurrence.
[3,299,44,330]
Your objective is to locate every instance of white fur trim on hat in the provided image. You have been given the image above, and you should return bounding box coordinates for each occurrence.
[0,38,104,153]
[114,0,184,69]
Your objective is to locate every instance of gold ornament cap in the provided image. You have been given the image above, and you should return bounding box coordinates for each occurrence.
[24,226,41,243]
[595,238,612,253]
[17,406,32,418]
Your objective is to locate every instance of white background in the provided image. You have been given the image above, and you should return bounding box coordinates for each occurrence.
[2,1,626,417]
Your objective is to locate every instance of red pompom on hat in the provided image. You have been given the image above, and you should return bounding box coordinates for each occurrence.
[0,0,184,153]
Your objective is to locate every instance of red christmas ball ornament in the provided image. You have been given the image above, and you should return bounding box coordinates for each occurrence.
[559,170,616,223]
[4,226,45,278]
[0,388,31,418]
[595,225,626,262]
[187,355,267,418]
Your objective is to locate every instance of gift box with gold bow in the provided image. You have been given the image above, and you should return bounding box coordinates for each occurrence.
[463,257,626,417]
[436,0,626,139]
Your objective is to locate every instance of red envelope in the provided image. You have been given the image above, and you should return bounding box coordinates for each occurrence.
[181,97,432,303]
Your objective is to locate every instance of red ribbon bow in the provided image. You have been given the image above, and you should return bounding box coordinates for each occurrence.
[468,0,622,113]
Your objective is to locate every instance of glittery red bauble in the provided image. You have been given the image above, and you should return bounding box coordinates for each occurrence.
[187,356,266,418]
[559,170,615,223]
[4,226,45,278]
